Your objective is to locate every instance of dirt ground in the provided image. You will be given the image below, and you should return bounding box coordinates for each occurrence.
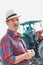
[32,57,43,65]
[0,61,2,65]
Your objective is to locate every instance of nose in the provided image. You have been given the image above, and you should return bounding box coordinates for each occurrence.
[14,20,19,24]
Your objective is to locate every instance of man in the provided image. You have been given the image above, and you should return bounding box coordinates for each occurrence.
[1,10,35,65]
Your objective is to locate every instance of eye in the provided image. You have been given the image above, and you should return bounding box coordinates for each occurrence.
[10,18,19,22]
[10,19,14,21]
[16,18,19,21]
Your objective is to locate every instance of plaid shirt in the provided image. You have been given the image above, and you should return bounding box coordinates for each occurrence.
[0,40,2,60]
[1,29,31,65]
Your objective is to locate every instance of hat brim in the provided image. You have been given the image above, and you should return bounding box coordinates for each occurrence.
[5,15,20,22]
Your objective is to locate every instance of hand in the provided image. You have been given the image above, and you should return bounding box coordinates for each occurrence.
[25,49,35,60]
[30,49,35,57]
[27,49,35,57]
[25,50,33,60]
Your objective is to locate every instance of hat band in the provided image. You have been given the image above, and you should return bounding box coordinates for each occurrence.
[6,13,17,20]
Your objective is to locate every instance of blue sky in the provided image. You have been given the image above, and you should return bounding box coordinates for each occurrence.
[0,0,43,39]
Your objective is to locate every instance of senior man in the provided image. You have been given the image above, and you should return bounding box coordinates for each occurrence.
[1,10,35,65]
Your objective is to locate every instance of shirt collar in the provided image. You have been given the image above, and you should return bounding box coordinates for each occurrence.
[7,29,21,38]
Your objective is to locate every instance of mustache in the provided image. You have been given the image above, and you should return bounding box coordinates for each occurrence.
[14,24,19,27]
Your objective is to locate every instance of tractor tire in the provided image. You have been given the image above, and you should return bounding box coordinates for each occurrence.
[38,41,43,58]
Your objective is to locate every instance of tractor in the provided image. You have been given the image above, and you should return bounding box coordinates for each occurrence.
[19,20,43,58]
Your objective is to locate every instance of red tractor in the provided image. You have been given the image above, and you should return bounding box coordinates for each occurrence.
[19,20,43,58]
[36,30,43,58]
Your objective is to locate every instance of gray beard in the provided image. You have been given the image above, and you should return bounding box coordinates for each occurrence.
[8,27,18,32]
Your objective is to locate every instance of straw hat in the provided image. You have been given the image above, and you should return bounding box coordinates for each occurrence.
[5,10,20,22]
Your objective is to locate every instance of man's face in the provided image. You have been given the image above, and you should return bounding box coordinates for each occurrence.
[6,17,20,32]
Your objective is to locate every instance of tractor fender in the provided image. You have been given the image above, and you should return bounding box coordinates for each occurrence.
[38,41,43,58]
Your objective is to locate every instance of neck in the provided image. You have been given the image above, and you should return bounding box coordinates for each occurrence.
[13,31,18,36]
[8,28,18,35]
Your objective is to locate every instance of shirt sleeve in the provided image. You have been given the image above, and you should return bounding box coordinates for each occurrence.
[1,37,16,64]
[0,40,2,60]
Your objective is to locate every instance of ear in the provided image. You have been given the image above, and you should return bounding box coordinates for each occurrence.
[6,21,9,25]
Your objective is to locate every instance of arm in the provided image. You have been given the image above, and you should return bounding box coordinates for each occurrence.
[1,37,16,64]
[1,37,35,64]
[14,53,26,64]
[14,50,35,64]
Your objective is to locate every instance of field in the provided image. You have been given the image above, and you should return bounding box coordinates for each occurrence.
[32,57,43,65]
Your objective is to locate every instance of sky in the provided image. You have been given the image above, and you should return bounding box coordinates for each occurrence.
[0,0,43,39]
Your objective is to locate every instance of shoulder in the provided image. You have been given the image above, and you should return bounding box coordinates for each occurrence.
[1,34,13,46]
[1,33,10,42]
